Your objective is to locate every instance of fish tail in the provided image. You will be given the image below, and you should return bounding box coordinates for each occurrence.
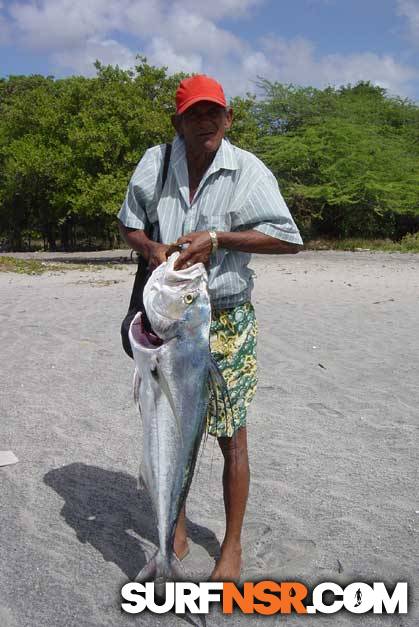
[136,551,205,627]
[135,549,185,584]
[134,552,158,582]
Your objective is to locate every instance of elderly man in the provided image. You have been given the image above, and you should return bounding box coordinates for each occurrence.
[118,74,303,581]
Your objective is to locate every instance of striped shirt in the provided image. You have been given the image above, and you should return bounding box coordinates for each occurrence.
[118,135,303,309]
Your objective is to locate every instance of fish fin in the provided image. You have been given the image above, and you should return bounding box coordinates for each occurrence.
[150,364,184,446]
[193,372,217,478]
[194,427,208,479]
[133,367,141,413]
[138,460,147,490]
[135,553,203,627]
[169,553,186,580]
[135,551,158,582]
[208,355,234,437]
[207,368,218,434]
[135,550,185,584]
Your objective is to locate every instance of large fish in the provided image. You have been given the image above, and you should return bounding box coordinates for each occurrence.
[128,252,223,582]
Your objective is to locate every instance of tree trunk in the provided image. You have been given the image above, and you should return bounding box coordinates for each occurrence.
[11,228,23,251]
[60,222,70,251]
[45,224,56,251]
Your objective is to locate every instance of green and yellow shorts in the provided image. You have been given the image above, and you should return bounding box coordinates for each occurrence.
[206,302,258,438]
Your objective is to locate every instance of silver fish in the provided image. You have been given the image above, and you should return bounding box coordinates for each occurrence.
[129,252,219,582]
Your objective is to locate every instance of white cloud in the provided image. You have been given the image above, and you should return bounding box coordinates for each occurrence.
[256,36,418,96]
[119,0,165,39]
[2,0,418,98]
[163,5,245,60]
[4,0,250,79]
[176,0,265,20]
[317,51,417,93]
[397,0,419,44]
[7,0,253,52]
[205,36,417,99]
[146,37,203,74]
[8,0,126,50]
[51,38,136,75]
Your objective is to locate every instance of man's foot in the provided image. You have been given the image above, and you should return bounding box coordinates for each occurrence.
[210,544,242,582]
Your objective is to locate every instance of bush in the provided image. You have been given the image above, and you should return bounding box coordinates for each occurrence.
[400,232,419,251]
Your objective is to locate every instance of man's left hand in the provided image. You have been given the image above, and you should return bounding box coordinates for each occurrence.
[173,231,213,270]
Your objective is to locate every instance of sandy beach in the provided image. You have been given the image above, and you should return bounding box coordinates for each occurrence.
[0,250,418,626]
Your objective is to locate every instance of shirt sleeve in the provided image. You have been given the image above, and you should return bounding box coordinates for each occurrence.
[231,170,303,245]
[117,147,161,229]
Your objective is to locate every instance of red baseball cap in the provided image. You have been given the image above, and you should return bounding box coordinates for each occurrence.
[175,74,227,115]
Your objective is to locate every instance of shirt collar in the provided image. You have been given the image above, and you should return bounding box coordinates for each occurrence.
[209,137,239,173]
[171,135,238,206]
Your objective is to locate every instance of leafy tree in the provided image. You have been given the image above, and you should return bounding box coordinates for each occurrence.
[0,61,185,249]
[255,81,419,238]
[1,68,418,249]
[227,94,260,151]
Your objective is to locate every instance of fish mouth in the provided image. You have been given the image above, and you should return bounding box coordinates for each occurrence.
[131,314,164,349]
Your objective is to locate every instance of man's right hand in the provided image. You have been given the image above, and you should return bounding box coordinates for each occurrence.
[118,221,170,270]
[146,241,171,270]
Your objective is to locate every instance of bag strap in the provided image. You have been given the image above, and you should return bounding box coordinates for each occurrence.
[149,142,171,244]
[162,143,172,191]
[142,143,171,242]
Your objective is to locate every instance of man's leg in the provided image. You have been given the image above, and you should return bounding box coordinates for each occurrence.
[210,426,249,581]
[173,504,189,559]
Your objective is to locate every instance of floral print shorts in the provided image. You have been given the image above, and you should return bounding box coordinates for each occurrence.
[206,302,258,438]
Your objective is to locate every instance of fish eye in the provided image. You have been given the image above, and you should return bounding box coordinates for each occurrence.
[184,293,195,304]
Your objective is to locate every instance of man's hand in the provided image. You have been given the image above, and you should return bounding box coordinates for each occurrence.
[172,231,213,270]
[146,241,171,270]
[118,221,170,270]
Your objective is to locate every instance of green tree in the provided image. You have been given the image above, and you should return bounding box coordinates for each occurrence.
[1,70,418,249]
[0,61,185,249]
[255,81,419,238]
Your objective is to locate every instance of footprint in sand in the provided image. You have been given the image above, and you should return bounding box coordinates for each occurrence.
[258,384,290,395]
[307,402,344,418]
[242,520,318,580]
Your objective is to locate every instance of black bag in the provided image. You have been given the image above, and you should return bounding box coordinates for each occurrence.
[120,143,172,358]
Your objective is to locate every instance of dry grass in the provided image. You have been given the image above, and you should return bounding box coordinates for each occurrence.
[0,256,121,274]
[306,232,419,253]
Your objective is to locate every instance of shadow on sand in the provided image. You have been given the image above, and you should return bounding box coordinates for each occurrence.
[44,463,220,579]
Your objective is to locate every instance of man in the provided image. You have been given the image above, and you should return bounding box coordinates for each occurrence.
[118,74,303,581]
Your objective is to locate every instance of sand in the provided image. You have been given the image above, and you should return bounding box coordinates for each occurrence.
[0,250,418,626]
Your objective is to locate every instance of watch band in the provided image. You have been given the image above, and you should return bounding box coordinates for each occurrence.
[208,230,218,253]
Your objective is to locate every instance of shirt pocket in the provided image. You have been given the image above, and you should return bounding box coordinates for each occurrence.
[196,212,231,232]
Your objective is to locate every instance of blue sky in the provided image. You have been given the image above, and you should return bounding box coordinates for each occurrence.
[1,0,418,100]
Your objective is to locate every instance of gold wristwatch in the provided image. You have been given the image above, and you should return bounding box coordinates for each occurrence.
[208,230,218,253]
